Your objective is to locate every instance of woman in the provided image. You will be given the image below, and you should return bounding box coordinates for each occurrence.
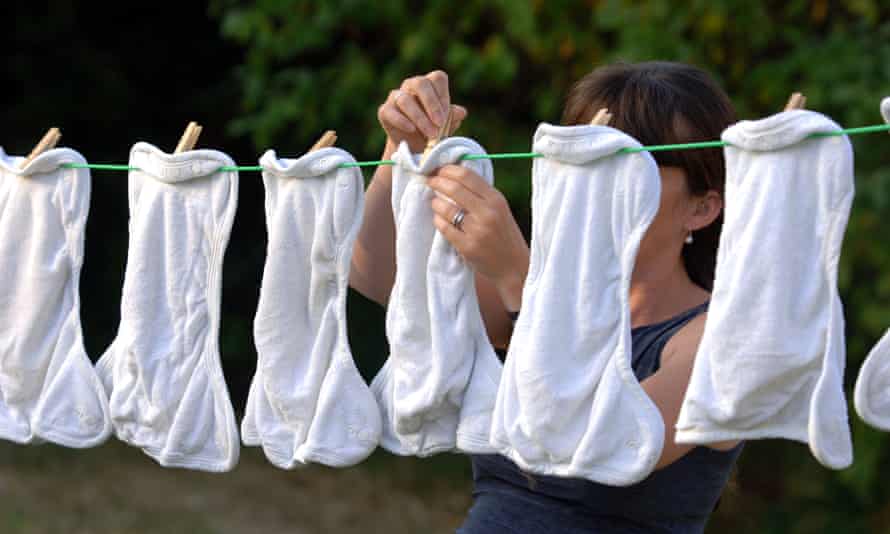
[350,61,743,533]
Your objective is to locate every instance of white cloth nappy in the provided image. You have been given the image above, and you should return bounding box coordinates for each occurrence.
[96,142,240,472]
[0,147,111,447]
[490,123,664,486]
[853,99,890,432]
[675,110,855,470]
[242,148,381,468]
[855,328,890,431]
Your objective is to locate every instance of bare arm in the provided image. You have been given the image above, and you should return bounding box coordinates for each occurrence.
[349,139,399,306]
[642,313,740,470]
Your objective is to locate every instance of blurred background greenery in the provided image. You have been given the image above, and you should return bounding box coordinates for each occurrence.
[3,0,889,532]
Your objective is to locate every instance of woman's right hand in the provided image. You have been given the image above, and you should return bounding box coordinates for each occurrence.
[377,70,468,154]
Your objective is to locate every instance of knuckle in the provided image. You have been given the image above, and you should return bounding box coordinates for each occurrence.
[433,182,454,197]
[428,70,448,83]
[479,209,497,226]
[492,191,509,209]
[415,76,431,89]
[476,229,493,244]
[448,166,468,181]
[442,182,459,196]
[402,106,418,119]
[430,196,446,213]
[404,104,422,119]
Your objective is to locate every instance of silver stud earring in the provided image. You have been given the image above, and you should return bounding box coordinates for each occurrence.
[685,232,694,245]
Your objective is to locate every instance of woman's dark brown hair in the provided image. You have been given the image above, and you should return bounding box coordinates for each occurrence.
[561,61,736,291]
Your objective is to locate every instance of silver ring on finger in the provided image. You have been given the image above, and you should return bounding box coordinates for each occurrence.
[451,207,467,230]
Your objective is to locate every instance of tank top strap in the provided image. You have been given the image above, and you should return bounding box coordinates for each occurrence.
[630,301,709,381]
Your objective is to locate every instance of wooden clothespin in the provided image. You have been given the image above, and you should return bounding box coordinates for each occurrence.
[590,108,613,126]
[174,121,203,153]
[784,92,807,111]
[310,130,338,152]
[421,105,456,163]
[19,127,62,169]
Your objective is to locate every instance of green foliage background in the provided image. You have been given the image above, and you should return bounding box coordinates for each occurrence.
[4,1,889,532]
[211,1,890,531]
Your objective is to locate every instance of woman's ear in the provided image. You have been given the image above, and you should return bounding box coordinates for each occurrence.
[688,191,723,232]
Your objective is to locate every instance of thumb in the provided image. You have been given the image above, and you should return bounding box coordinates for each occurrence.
[449,105,468,135]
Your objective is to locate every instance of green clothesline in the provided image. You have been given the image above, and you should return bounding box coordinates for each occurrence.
[59,123,890,173]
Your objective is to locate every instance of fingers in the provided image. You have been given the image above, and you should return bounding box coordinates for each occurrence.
[432,212,469,248]
[431,210,488,269]
[434,164,502,202]
[428,173,485,213]
[378,90,417,134]
[449,105,468,135]
[402,71,451,127]
[393,88,438,139]
[426,70,451,118]
[379,70,467,150]
[431,196,470,230]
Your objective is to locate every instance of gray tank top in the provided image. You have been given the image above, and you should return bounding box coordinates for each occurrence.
[470,302,743,533]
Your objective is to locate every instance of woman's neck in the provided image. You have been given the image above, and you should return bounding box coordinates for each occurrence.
[629,254,710,328]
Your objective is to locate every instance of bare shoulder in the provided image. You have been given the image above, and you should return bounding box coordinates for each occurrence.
[660,311,707,367]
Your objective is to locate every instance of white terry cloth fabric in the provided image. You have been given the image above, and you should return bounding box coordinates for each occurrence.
[0,147,111,447]
[855,328,890,431]
[95,142,239,472]
[675,110,855,470]
[853,100,890,432]
[241,148,381,468]
[370,137,503,457]
[489,124,663,486]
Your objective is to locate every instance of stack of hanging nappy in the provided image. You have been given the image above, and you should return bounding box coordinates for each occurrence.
[1,97,888,477]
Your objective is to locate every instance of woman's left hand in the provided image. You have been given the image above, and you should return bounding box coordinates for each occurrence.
[428,164,529,311]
